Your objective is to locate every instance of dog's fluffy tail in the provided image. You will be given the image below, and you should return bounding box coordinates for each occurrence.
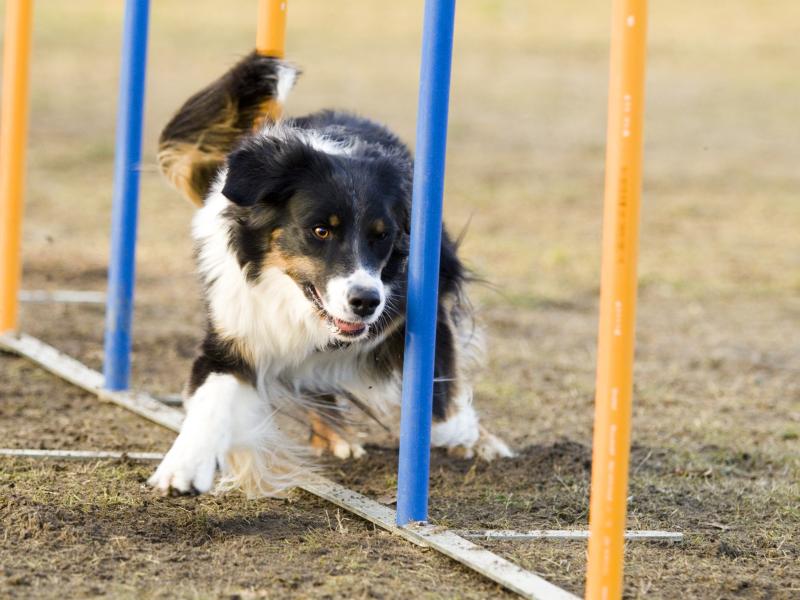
[157,52,299,206]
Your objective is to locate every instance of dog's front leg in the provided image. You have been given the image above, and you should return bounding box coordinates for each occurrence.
[148,373,258,495]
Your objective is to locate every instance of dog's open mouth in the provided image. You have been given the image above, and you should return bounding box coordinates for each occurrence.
[303,284,367,338]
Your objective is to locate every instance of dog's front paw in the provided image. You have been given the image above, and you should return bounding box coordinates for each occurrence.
[148,435,222,496]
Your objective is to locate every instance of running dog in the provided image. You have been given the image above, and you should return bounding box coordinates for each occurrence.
[149,52,512,497]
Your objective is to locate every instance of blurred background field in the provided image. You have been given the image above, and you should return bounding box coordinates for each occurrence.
[1,1,798,598]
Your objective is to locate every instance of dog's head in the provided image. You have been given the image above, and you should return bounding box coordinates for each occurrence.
[221,128,411,343]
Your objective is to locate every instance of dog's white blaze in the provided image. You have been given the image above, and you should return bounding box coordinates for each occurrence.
[323,267,386,324]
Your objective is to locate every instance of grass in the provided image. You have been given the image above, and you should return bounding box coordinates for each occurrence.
[1,0,799,598]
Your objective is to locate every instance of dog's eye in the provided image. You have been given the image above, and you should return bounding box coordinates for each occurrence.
[312,226,331,240]
[375,231,389,241]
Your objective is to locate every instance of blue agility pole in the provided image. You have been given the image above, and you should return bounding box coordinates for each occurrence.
[103,0,150,391]
[396,0,457,526]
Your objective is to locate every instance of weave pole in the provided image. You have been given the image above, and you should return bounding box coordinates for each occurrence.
[254,0,288,125]
[396,0,456,526]
[586,1,648,598]
[0,0,34,334]
[256,0,287,58]
[102,0,151,390]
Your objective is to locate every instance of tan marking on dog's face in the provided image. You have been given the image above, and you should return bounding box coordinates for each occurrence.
[263,246,322,283]
[255,228,328,295]
[329,214,341,227]
[266,230,324,280]
[373,219,386,234]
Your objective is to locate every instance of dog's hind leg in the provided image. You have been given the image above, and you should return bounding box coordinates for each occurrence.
[157,52,299,206]
[308,396,366,460]
[428,307,514,461]
[431,387,515,461]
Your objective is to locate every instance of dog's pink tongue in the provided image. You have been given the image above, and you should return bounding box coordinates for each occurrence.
[334,318,365,334]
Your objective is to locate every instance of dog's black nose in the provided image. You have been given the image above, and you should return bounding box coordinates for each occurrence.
[348,287,381,317]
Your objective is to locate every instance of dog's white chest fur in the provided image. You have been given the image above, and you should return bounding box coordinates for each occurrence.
[193,190,397,410]
[194,191,330,370]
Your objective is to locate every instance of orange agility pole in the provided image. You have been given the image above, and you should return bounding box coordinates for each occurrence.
[254,0,288,125]
[256,0,287,58]
[586,1,648,599]
[0,0,34,334]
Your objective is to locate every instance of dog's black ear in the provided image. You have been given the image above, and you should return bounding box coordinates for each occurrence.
[222,138,315,207]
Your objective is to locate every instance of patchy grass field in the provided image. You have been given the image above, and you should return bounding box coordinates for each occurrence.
[1,0,799,598]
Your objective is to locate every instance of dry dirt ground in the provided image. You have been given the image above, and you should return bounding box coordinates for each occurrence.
[1,1,799,598]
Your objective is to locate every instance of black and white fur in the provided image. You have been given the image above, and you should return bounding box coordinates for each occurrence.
[149,52,512,497]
